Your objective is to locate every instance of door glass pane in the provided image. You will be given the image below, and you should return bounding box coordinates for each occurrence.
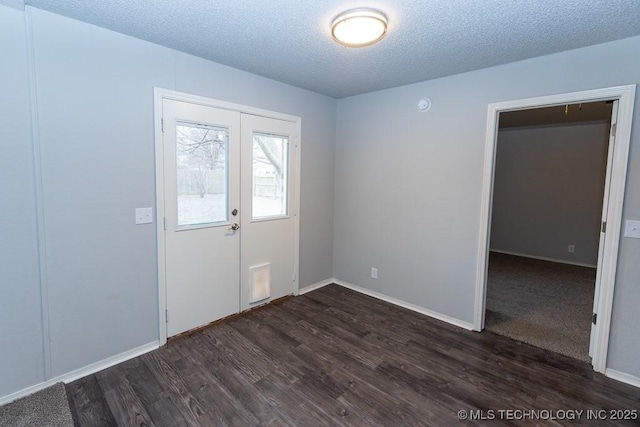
[252,133,288,219]
[176,122,228,227]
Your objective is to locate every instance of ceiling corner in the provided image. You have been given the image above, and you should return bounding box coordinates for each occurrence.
[0,0,25,10]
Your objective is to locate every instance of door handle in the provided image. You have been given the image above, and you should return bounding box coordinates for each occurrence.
[229,223,240,231]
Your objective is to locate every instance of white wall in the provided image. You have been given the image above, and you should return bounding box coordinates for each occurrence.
[491,122,610,266]
[334,36,640,378]
[0,5,336,399]
[0,5,45,398]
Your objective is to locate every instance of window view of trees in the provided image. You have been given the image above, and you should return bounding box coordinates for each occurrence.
[174,125,289,225]
[252,134,288,218]
[176,124,228,226]
[177,124,227,197]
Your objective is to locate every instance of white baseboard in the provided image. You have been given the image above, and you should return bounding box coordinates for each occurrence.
[298,278,334,295]
[0,341,159,405]
[489,249,597,268]
[332,279,474,331]
[605,369,640,389]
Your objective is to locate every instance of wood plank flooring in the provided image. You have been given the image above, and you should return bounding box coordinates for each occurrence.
[67,284,640,426]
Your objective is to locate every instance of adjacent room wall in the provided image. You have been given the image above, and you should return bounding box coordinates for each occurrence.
[0,5,45,398]
[1,4,336,399]
[334,35,640,378]
[490,122,610,266]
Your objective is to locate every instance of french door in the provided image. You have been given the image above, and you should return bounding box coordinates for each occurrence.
[161,97,298,338]
[240,114,298,311]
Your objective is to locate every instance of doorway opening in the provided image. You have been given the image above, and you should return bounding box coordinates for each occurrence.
[474,85,636,373]
[485,101,612,362]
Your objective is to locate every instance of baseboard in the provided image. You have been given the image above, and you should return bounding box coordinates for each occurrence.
[0,341,159,405]
[605,369,640,389]
[489,249,597,268]
[332,279,474,331]
[298,278,335,295]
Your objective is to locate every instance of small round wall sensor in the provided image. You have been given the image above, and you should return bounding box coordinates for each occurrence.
[418,98,432,112]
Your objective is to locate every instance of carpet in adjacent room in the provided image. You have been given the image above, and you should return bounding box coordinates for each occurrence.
[485,252,595,362]
[0,382,74,427]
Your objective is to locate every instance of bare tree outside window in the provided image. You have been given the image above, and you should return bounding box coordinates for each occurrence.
[176,123,228,226]
[253,134,288,218]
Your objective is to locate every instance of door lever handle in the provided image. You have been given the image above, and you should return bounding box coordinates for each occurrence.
[229,223,240,231]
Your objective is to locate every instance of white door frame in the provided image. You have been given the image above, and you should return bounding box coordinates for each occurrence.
[473,85,636,373]
[154,87,302,346]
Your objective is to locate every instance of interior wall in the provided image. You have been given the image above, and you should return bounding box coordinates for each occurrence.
[334,35,640,378]
[0,5,45,398]
[490,122,610,266]
[0,4,336,399]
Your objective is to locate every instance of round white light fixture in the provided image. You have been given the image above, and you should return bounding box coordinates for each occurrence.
[331,8,388,48]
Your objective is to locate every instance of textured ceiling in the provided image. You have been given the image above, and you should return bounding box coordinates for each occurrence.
[23,0,640,98]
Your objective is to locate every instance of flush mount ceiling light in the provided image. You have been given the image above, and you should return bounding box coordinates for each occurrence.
[331,8,388,48]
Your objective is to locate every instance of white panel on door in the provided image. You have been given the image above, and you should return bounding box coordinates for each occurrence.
[589,99,618,360]
[249,263,271,303]
[241,114,298,311]
[163,99,241,337]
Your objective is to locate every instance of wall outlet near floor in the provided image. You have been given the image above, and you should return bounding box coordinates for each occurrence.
[370,267,378,279]
[568,244,575,253]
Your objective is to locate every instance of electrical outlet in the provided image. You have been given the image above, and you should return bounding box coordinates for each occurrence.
[568,245,575,253]
[624,220,640,238]
[371,267,378,279]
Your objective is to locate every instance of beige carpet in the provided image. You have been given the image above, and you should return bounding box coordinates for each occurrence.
[485,252,595,362]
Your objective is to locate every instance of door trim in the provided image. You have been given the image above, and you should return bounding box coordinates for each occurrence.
[473,84,636,373]
[154,88,301,345]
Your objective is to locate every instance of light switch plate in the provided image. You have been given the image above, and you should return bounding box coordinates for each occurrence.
[624,220,640,239]
[135,207,153,225]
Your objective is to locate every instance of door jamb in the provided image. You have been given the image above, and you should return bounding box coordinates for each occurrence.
[473,85,636,373]
[154,87,302,346]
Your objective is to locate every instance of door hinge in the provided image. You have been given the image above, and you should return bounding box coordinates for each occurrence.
[592,312,597,325]
[165,309,169,323]
[164,217,167,230]
[611,123,617,137]
[161,118,164,133]
[601,221,606,233]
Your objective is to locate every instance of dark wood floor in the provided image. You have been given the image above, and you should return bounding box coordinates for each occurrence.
[67,284,640,426]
